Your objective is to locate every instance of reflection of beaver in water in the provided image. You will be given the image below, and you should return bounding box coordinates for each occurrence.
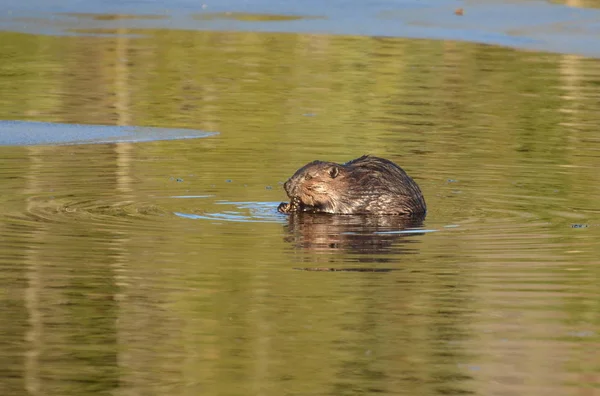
[283,212,425,259]
[278,155,426,215]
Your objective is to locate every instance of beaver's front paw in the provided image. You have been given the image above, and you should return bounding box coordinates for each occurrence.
[277,202,292,213]
[278,196,303,213]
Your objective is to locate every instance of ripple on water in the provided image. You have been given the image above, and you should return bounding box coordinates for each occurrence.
[174,201,286,223]
[2,193,168,232]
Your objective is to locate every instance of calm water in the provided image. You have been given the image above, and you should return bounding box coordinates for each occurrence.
[1,19,600,396]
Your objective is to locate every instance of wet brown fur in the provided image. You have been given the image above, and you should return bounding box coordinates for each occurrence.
[278,155,426,215]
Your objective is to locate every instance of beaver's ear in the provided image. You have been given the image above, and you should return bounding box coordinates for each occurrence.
[329,166,339,178]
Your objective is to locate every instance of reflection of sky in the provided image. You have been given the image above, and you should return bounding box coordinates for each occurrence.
[0,121,218,146]
[1,0,600,57]
[175,201,285,223]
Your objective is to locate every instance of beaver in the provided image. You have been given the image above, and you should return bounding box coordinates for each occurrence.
[277,155,426,215]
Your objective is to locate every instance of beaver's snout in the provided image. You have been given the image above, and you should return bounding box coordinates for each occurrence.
[283,179,291,195]
[283,178,298,198]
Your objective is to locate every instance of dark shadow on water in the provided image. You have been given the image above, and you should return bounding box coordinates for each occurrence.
[292,267,396,272]
[193,12,326,22]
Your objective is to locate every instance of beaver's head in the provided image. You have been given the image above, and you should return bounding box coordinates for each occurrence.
[283,160,348,213]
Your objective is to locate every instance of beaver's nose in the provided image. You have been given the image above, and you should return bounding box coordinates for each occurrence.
[283,179,291,193]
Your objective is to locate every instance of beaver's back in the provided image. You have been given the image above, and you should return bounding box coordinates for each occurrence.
[341,156,426,215]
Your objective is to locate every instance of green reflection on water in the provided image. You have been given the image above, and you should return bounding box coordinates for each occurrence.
[0,27,599,396]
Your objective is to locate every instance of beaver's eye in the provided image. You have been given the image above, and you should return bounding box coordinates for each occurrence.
[329,167,339,178]
[305,174,312,181]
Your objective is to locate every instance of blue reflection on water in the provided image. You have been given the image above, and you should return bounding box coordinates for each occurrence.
[0,120,218,146]
[175,201,285,223]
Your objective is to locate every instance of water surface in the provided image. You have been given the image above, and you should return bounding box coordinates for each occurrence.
[1,18,600,396]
